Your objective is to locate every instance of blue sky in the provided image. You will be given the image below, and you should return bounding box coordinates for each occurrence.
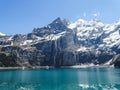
[0,0,120,35]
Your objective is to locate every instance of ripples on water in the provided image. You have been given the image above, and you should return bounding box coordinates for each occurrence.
[0,68,120,90]
[0,83,120,90]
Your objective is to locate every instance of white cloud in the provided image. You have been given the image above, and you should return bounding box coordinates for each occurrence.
[93,12,100,17]
[83,12,86,17]
[93,13,97,17]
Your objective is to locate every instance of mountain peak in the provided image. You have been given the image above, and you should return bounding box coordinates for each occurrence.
[47,17,69,31]
[51,17,69,26]
[52,17,61,23]
[68,18,87,29]
[1,17,120,67]
[32,17,69,37]
[68,18,105,29]
[77,18,86,24]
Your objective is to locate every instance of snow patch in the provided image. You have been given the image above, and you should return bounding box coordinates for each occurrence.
[8,36,13,41]
[104,59,113,65]
[71,63,95,68]
[77,47,87,52]
[103,31,120,47]
[0,32,5,36]
[68,19,86,29]
[21,40,33,45]
[45,31,65,40]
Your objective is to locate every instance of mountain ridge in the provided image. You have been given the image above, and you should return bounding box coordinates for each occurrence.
[0,17,120,67]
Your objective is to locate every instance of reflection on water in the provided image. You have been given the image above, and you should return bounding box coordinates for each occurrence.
[77,68,120,85]
[0,68,120,90]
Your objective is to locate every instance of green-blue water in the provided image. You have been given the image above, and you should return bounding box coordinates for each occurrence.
[0,68,120,90]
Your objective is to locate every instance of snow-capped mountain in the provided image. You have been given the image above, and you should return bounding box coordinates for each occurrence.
[0,32,5,36]
[69,19,120,48]
[0,17,120,67]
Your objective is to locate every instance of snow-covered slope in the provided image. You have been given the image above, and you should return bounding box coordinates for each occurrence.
[0,32,5,36]
[68,19,120,49]
[1,18,120,52]
[1,18,120,66]
[1,18,120,51]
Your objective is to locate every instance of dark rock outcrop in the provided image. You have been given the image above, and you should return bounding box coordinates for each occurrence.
[0,52,18,67]
[1,18,120,67]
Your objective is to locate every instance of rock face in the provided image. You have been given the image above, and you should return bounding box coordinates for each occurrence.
[1,17,120,67]
[0,52,18,67]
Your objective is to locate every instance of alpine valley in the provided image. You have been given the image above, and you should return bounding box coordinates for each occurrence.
[1,17,120,68]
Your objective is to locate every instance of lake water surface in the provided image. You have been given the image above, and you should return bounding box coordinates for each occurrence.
[0,68,120,90]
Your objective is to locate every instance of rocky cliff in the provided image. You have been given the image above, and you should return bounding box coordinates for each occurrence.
[0,18,120,67]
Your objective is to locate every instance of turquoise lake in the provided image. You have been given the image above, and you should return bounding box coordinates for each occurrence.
[0,68,120,90]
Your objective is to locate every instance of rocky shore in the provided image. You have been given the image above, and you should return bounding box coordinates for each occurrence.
[0,64,114,70]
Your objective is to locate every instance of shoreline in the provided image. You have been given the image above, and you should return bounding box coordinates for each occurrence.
[0,66,54,70]
[61,64,114,69]
[0,64,114,70]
